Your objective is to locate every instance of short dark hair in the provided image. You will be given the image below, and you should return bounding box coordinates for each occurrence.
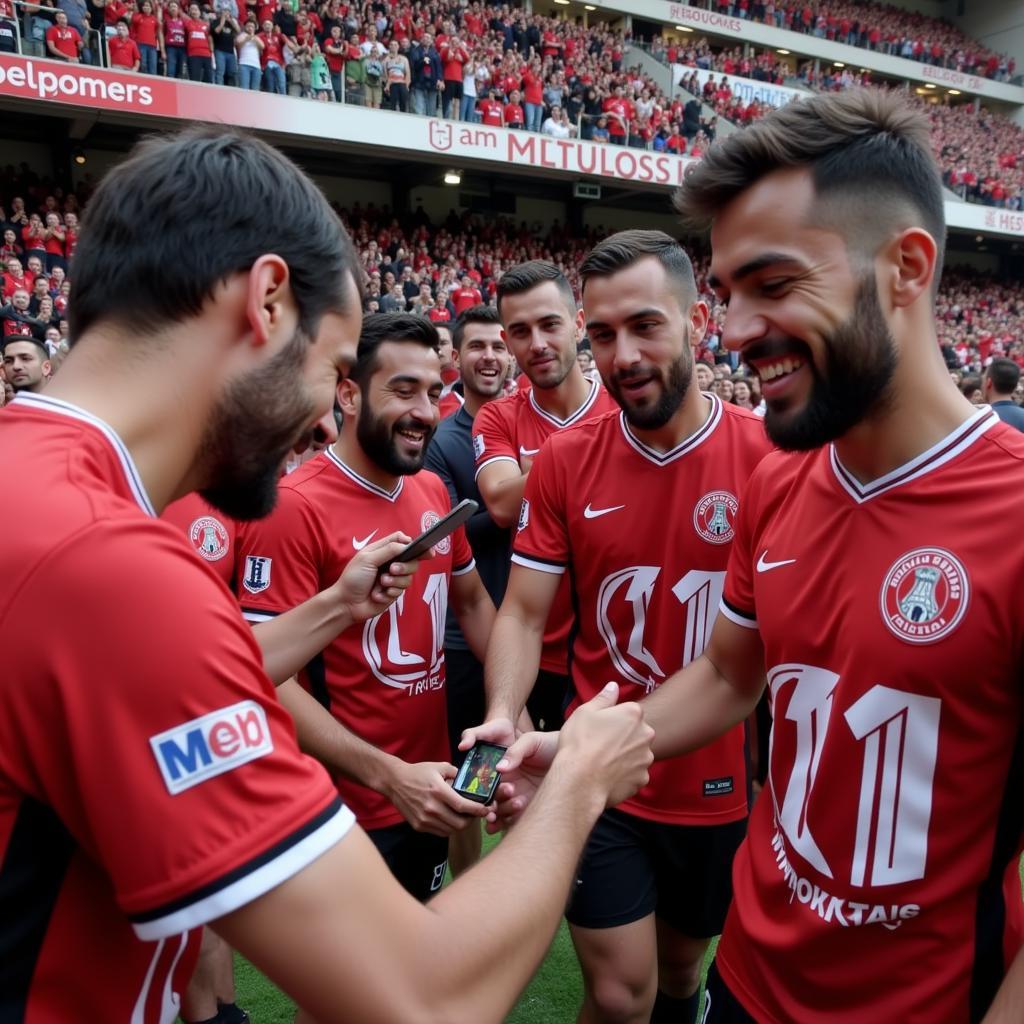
[986,357,1020,395]
[2,336,49,360]
[579,230,697,308]
[352,313,439,387]
[674,90,946,284]
[452,304,500,350]
[496,260,576,316]
[70,127,360,340]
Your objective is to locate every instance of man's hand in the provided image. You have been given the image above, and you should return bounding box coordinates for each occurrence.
[383,760,489,836]
[489,683,654,830]
[458,714,517,755]
[331,532,418,624]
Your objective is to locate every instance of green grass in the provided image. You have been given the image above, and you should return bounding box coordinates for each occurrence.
[227,831,719,1023]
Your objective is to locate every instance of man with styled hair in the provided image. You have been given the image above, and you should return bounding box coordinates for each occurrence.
[984,358,1024,431]
[0,128,655,1022]
[2,336,51,392]
[472,260,618,732]
[468,231,770,1024]
[499,89,1024,1023]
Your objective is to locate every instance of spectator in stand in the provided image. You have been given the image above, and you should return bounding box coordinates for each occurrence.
[360,23,386,109]
[452,274,482,317]
[460,57,480,123]
[0,10,15,53]
[258,18,288,94]
[211,6,240,85]
[1,336,50,392]
[602,84,632,145]
[411,31,443,117]
[383,38,410,113]
[130,0,160,74]
[162,0,188,79]
[984,358,1024,431]
[541,105,574,139]
[503,88,525,130]
[235,17,262,89]
[440,28,469,120]
[522,56,544,132]
[41,212,66,273]
[0,229,21,267]
[46,9,83,62]
[592,116,610,143]
[478,86,503,127]
[108,18,141,71]
[1,290,48,345]
[2,256,32,300]
[183,2,213,84]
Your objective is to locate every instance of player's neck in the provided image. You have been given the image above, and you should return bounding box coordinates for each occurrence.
[40,328,208,514]
[462,387,492,418]
[627,386,711,454]
[531,365,591,420]
[332,433,401,493]
[832,357,980,486]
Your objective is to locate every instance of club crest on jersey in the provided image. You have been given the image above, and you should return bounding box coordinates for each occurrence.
[693,490,738,545]
[189,515,229,562]
[421,510,451,556]
[242,555,273,594]
[473,434,485,459]
[150,700,274,795]
[518,498,530,533]
[880,547,969,644]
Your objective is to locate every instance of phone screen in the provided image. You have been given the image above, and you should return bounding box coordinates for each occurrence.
[452,741,506,805]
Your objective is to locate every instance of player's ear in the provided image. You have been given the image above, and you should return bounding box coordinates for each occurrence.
[337,376,360,418]
[688,299,710,347]
[574,305,585,342]
[881,226,937,311]
[244,254,294,350]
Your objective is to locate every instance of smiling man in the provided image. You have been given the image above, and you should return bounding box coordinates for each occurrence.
[637,89,1024,1022]
[473,261,617,730]
[467,231,770,1024]
[237,312,498,919]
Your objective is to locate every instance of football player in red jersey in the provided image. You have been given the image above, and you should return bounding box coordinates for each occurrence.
[501,90,1024,1024]
[473,261,618,730]
[0,127,656,1024]
[236,313,499,914]
[466,231,770,1024]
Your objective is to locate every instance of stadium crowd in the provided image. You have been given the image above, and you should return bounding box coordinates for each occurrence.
[687,0,1016,81]
[3,165,1023,404]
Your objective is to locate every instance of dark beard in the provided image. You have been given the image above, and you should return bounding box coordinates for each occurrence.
[608,350,693,430]
[759,277,897,451]
[199,329,316,520]
[355,400,436,476]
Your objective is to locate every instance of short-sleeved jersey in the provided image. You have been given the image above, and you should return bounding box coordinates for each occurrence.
[513,395,771,824]
[236,448,475,830]
[161,491,238,588]
[472,377,617,674]
[0,394,352,1023]
[715,406,1024,1022]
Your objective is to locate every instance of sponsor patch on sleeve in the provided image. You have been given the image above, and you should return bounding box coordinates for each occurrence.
[242,554,272,594]
[473,434,486,460]
[517,498,530,532]
[150,701,274,795]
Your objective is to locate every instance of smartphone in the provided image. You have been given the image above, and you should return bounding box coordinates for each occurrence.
[379,498,478,570]
[452,741,506,805]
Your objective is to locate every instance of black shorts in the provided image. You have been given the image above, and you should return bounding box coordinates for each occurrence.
[367,821,448,902]
[526,669,568,732]
[445,646,486,765]
[702,962,757,1023]
[565,807,746,938]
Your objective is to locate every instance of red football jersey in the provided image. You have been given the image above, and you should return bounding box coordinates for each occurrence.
[716,407,1024,1022]
[0,393,352,1022]
[161,491,237,587]
[514,396,771,824]
[473,378,616,674]
[236,448,475,830]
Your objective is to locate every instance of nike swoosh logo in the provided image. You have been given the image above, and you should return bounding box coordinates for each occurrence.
[519,446,540,458]
[352,529,379,550]
[756,551,796,572]
[583,503,625,519]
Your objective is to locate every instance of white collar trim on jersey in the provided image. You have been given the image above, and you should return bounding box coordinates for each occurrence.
[528,374,600,428]
[12,391,156,516]
[619,392,722,466]
[829,405,999,505]
[325,446,403,502]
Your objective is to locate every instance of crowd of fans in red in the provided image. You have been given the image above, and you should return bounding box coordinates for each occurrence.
[688,0,1016,82]
[3,165,1021,404]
